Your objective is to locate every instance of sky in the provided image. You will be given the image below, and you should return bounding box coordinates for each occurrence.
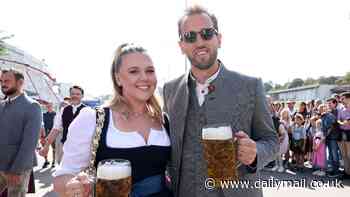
[2,0,350,97]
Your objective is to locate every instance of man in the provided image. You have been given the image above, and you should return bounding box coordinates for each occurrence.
[163,6,278,197]
[0,68,42,196]
[337,92,350,177]
[325,97,342,177]
[40,103,57,168]
[39,86,86,160]
[286,100,296,118]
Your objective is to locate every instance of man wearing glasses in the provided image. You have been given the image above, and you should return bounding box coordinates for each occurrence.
[163,5,278,197]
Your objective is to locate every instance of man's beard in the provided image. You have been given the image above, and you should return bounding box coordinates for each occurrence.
[1,86,18,96]
[188,49,218,70]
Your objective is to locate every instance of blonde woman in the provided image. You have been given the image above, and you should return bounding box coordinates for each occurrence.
[53,44,171,197]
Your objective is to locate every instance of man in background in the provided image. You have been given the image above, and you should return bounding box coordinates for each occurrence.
[0,68,42,196]
[337,92,350,178]
[39,86,86,160]
[40,103,57,168]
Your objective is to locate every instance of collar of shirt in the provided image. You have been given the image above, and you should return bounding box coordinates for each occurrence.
[4,93,22,105]
[72,103,83,114]
[190,65,221,106]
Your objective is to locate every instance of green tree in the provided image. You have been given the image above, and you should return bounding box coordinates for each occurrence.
[274,84,283,90]
[318,76,338,84]
[304,77,317,85]
[343,72,350,84]
[0,43,6,56]
[0,31,13,55]
[0,46,5,55]
[335,73,350,85]
[288,78,304,88]
[335,79,344,85]
[264,81,273,92]
[282,82,290,89]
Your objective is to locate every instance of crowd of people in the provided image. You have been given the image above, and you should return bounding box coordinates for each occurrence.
[267,94,350,178]
[0,4,349,197]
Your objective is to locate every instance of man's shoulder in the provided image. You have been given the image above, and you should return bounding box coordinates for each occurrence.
[19,95,42,119]
[164,74,186,87]
[220,68,262,95]
[22,94,40,108]
[163,74,188,95]
[223,67,258,83]
[326,112,336,118]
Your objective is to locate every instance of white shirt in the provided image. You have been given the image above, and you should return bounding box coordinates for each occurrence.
[53,108,64,130]
[54,107,170,176]
[2,93,22,105]
[52,103,83,131]
[337,103,345,112]
[7,94,21,102]
[190,66,221,106]
[72,103,84,114]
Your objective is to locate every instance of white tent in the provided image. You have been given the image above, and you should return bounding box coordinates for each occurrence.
[0,42,60,104]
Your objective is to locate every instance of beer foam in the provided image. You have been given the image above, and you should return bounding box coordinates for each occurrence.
[97,164,131,180]
[202,126,233,140]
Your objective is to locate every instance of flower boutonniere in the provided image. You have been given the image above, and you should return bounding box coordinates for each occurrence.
[208,84,215,94]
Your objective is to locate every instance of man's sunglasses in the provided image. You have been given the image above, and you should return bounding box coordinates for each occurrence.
[181,27,218,43]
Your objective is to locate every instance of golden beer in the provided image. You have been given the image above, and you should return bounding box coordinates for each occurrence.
[202,126,239,185]
[0,173,7,193]
[95,159,132,197]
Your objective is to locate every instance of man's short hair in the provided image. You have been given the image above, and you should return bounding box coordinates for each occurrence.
[69,85,84,95]
[341,92,350,99]
[177,5,218,38]
[1,68,25,81]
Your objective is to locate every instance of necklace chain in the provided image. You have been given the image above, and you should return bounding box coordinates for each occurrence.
[120,111,146,120]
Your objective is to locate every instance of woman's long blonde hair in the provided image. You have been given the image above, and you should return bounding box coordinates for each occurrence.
[107,43,162,123]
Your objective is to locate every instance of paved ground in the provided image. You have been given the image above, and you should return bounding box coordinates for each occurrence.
[28,152,350,197]
[27,152,58,197]
[261,168,350,197]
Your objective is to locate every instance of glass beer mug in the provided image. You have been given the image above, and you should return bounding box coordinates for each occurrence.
[95,159,132,197]
[202,124,241,186]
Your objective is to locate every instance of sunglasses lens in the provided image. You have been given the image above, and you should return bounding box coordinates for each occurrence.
[201,28,215,40]
[182,28,217,43]
[184,31,197,43]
